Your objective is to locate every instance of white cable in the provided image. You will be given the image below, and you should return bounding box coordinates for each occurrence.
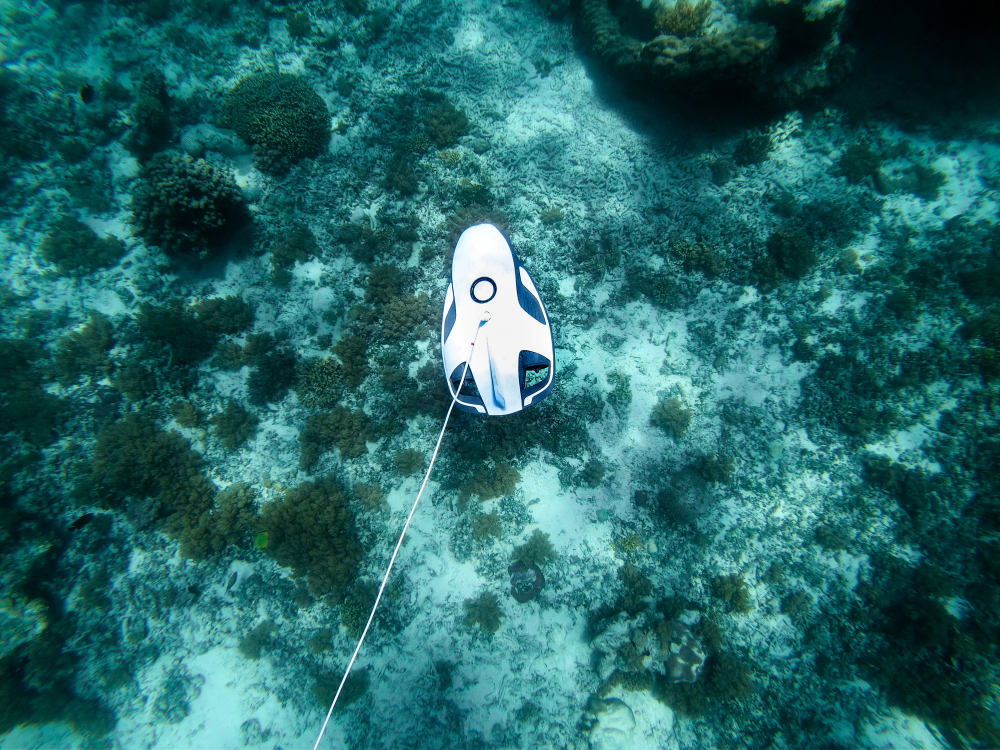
[312,315,489,750]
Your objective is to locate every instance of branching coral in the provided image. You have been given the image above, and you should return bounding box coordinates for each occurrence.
[712,574,752,614]
[52,313,114,384]
[171,399,202,427]
[40,217,125,276]
[209,400,259,449]
[424,98,469,148]
[270,224,318,287]
[471,510,501,539]
[652,0,711,38]
[295,356,345,408]
[314,669,369,711]
[672,240,724,277]
[365,264,402,305]
[238,620,276,659]
[131,153,249,258]
[512,529,556,566]
[114,360,154,402]
[460,462,521,503]
[650,396,691,439]
[394,448,424,477]
[0,338,65,445]
[733,133,772,166]
[260,477,361,597]
[766,222,817,278]
[837,143,882,184]
[89,413,219,558]
[190,296,255,335]
[247,348,297,406]
[219,73,330,174]
[333,333,370,390]
[136,300,219,366]
[463,591,503,633]
[299,406,372,470]
[384,152,418,195]
[606,370,632,415]
[693,453,733,483]
[381,293,430,340]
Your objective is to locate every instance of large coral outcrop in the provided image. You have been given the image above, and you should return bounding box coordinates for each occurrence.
[578,0,852,107]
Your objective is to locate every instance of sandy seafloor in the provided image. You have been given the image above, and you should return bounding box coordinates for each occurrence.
[1,0,999,748]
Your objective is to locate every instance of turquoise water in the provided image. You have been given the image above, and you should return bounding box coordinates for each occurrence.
[1,0,999,747]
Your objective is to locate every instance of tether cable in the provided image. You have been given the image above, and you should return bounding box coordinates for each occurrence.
[311,314,490,750]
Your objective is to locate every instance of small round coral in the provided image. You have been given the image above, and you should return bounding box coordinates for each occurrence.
[219,72,331,174]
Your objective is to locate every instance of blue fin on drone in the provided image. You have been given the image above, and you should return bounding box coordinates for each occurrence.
[441,224,555,416]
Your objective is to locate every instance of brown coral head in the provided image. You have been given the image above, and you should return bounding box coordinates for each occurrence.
[509,560,545,603]
[665,621,705,683]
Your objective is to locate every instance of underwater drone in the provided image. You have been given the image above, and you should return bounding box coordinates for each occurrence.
[442,223,555,414]
[312,224,555,748]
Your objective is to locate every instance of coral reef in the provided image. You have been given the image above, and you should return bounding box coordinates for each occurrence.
[53,313,114,384]
[650,396,691,439]
[578,0,849,107]
[333,333,370,390]
[424,98,469,148]
[131,154,249,259]
[40,217,125,275]
[394,448,424,477]
[652,0,710,38]
[295,356,345,408]
[512,529,556,567]
[463,591,503,633]
[247,348,297,406]
[219,73,330,174]
[209,400,259,449]
[260,477,362,598]
[299,406,372,470]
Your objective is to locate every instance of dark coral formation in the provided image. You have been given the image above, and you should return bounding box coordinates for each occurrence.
[463,591,503,633]
[53,313,114,384]
[131,153,249,258]
[299,406,372,470]
[209,400,259,449]
[260,477,362,597]
[0,338,65,445]
[219,73,330,174]
[40,217,126,275]
[578,0,852,107]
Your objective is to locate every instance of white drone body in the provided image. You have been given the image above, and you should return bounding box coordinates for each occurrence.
[441,224,554,415]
